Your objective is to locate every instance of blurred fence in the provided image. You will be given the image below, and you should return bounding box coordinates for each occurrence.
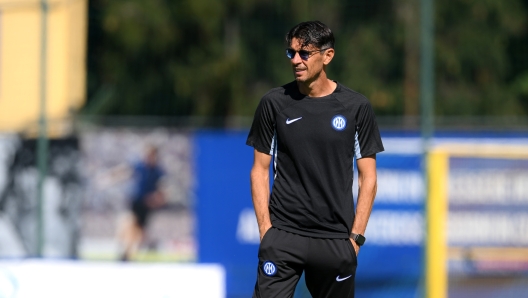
[0,135,81,257]
[0,126,195,262]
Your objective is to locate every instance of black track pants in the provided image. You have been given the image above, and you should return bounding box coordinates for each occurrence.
[252,227,357,298]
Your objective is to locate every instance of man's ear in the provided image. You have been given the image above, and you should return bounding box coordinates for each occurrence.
[323,48,335,65]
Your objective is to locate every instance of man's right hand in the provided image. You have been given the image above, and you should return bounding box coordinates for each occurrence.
[259,224,272,242]
[350,238,360,256]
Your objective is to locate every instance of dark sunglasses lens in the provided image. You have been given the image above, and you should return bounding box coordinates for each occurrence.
[298,50,310,60]
[286,49,312,60]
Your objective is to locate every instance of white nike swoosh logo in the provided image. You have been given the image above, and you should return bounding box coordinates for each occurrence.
[336,275,352,282]
[286,117,302,124]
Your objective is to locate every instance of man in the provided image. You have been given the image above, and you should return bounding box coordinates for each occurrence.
[119,145,166,261]
[246,21,384,297]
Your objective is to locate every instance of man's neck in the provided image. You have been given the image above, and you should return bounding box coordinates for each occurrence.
[297,76,337,98]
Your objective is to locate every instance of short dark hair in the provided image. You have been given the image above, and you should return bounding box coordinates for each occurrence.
[285,21,335,50]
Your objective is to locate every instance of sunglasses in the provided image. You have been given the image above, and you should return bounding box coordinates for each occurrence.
[286,48,329,60]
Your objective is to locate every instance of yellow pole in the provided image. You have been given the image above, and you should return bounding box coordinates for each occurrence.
[426,150,448,298]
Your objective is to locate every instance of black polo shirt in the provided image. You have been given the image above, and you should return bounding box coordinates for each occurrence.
[247,81,384,239]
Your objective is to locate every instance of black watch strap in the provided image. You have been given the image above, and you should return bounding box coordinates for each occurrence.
[351,233,366,246]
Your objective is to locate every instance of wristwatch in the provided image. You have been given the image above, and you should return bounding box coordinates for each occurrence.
[350,233,366,246]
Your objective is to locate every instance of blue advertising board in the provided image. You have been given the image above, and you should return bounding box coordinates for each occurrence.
[195,130,259,297]
[355,153,424,297]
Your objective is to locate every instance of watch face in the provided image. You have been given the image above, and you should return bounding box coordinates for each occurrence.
[354,234,366,246]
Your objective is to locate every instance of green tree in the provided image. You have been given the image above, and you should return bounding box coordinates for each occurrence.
[435,0,527,116]
[85,0,528,123]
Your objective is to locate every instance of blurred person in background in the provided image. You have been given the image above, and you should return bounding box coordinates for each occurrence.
[246,20,384,297]
[119,145,166,261]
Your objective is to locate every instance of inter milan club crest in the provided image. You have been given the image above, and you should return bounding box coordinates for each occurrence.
[332,115,347,131]
[262,261,277,276]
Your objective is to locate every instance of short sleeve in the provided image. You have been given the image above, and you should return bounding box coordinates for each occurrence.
[246,96,276,155]
[354,102,384,159]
